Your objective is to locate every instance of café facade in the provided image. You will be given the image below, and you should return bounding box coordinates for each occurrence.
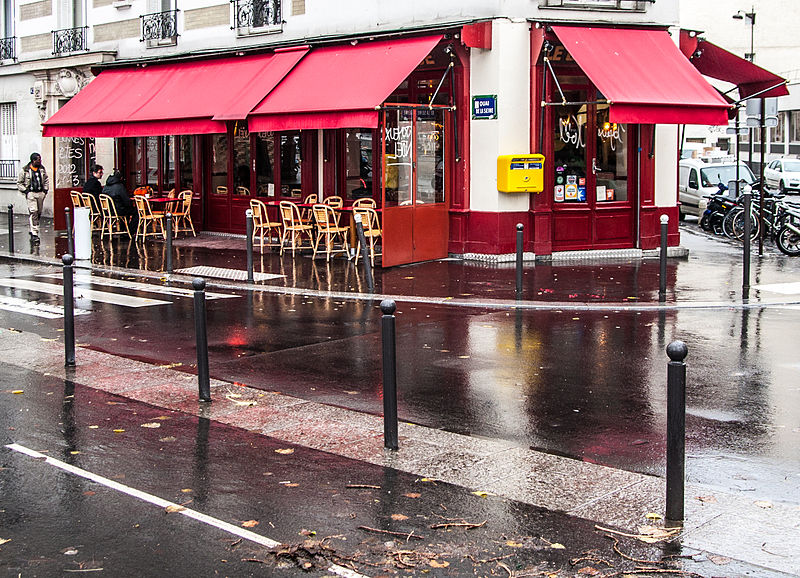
[43,16,776,266]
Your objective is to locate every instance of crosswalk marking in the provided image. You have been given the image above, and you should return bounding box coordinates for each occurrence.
[754,282,800,295]
[0,295,90,319]
[0,279,171,308]
[37,273,239,301]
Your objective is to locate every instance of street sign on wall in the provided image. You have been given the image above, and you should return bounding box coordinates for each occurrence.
[472,95,497,119]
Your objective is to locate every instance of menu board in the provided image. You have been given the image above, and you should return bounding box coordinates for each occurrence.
[55,137,95,188]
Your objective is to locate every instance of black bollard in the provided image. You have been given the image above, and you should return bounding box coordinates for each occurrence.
[63,254,76,367]
[515,223,524,300]
[665,340,688,525]
[165,213,173,274]
[659,214,668,302]
[246,209,254,284]
[7,204,14,254]
[64,207,74,257]
[381,299,398,450]
[355,213,375,292]
[742,189,751,300]
[193,278,211,402]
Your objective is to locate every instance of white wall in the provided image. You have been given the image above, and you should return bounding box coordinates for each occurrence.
[654,125,679,207]
[469,18,530,212]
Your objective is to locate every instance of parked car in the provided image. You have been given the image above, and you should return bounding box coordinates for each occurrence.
[678,158,756,219]
[763,157,800,193]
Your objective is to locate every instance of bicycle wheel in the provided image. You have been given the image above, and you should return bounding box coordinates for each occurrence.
[722,208,740,239]
[776,225,800,256]
[711,213,724,235]
[725,209,760,241]
[700,213,712,231]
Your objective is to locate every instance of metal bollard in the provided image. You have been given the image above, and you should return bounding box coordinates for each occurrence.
[742,190,752,300]
[659,214,669,302]
[354,213,375,292]
[515,223,524,300]
[246,209,254,284]
[193,278,211,402]
[63,254,76,367]
[165,213,173,274]
[381,299,399,450]
[665,340,688,525]
[7,204,14,254]
[64,207,74,257]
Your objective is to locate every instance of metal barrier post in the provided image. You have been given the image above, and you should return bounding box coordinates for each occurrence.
[7,204,14,254]
[743,189,752,300]
[666,340,688,525]
[355,213,375,292]
[381,299,399,450]
[246,209,254,284]
[193,278,211,402]
[165,213,173,274]
[63,254,76,367]
[659,214,669,302]
[515,223,524,300]
[64,207,74,257]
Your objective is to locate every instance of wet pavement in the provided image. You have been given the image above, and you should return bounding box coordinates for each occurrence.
[1,215,800,575]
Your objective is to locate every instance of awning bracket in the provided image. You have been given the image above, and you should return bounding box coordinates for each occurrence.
[429,61,455,109]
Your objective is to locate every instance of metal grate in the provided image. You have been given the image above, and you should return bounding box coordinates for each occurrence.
[0,36,15,60]
[175,266,284,282]
[539,0,654,10]
[52,27,88,55]
[141,10,179,42]
[231,0,282,33]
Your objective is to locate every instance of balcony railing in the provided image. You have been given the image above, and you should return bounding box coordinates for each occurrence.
[141,9,179,43]
[0,36,16,61]
[231,0,282,33]
[0,160,20,180]
[540,0,655,10]
[52,26,88,55]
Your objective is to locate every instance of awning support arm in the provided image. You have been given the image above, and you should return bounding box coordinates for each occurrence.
[429,61,455,109]
[541,100,608,107]
[733,80,790,106]
[544,57,566,104]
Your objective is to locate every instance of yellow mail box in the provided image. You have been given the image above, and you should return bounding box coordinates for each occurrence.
[497,154,545,193]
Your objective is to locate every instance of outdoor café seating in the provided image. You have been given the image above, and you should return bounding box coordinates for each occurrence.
[352,197,376,208]
[133,195,165,241]
[80,192,102,232]
[171,191,196,236]
[279,200,313,256]
[312,203,350,261]
[352,206,382,265]
[70,190,84,209]
[98,193,132,240]
[250,198,282,251]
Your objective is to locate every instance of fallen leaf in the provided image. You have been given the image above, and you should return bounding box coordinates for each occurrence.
[403,492,421,499]
[391,514,409,521]
[63,548,79,555]
[550,543,566,549]
[11,390,23,395]
[754,500,773,509]
[696,495,717,503]
[471,491,495,498]
[299,529,316,536]
[420,478,436,483]
[429,560,449,568]
[181,488,193,493]
[165,505,186,513]
[284,483,299,487]
[506,541,523,548]
[154,416,171,421]
[159,436,177,442]
[112,429,125,434]
[458,355,470,359]
[88,425,99,429]
[645,512,663,520]
[275,448,294,455]
[578,567,601,576]
[241,520,259,528]
[70,451,80,455]
[40,337,57,342]
[0,538,10,545]
[83,491,95,496]
[140,422,161,429]
[708,555,730,565]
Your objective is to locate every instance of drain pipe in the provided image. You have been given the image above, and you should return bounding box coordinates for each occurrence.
[636,125,642,249]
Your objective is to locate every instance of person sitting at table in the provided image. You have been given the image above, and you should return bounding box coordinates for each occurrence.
[103,169,138,228]
[83,164,103,207]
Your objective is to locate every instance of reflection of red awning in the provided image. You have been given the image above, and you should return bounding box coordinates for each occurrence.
[248,35,442,132]
[679,30,789,100]
[551,26,731,125]
[42,48,308,138]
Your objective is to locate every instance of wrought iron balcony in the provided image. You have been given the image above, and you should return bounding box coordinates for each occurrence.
[0,160,20,180]
[52,27,88,55]
[540,0,654,10]
[141,9,179,42]
[231,0,282,33]
[0,37,15,61]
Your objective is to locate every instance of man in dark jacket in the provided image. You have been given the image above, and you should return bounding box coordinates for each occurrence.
[102,170,138,228]
[16,152,49,242]
[83,164,104,207]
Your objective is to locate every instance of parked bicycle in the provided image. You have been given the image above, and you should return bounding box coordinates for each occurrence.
[776,202,800,256]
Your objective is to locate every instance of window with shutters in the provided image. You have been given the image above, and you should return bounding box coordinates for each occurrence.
[0,103,18,180]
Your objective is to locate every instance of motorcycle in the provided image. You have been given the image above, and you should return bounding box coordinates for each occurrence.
[700,182,740,235]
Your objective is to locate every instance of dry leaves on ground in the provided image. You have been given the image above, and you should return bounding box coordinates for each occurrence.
[241,520,259,528]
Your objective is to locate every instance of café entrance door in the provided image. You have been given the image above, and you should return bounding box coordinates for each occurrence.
[381,106,449,267]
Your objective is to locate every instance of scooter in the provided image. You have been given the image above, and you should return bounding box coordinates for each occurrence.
[700,182,740,235]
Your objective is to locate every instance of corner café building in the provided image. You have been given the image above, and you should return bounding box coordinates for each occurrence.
[43,20,775,266]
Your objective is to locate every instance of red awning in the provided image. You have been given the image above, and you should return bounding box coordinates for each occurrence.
[42,48,308,138]
[551,26,731,125]
[248,35,442,132]
[679,30,789,100]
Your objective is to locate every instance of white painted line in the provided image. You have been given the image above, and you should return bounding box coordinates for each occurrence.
[37,273,239,300]
[0,279,171,308]
[753,282,800,295]
[0,295,91,318]
[6,443,367,578]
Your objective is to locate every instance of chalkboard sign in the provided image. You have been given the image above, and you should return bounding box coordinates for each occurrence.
[55,137,95,188]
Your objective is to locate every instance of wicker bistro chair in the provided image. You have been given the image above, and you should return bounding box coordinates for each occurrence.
[70,190,84,209]
[250,198,281,251]
[171,191,196,237]
[352,206,382,266]
[352,197,376,208]
[312,204,350,261]
[278,200,313,256]
[98,194,131,240]
[299,193,317,225]
[133,195,165,241]
[80,193,102,232]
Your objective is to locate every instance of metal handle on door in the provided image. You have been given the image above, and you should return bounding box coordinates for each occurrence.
[592,157,597,175]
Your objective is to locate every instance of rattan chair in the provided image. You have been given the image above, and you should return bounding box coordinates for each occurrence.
[98,193,131,240]
[279,201,313,256]
[80,193,102,232]
[133,195,165,241]
[250,198,281,251]
[352,206,382,265]
[70,190,84,209]
[172,191,196,237]
[352,197,376,208]
[312,204,350,261]
[236,186,251,196]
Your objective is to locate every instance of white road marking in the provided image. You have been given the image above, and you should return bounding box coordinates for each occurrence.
[0,279,171,308]
[6,443,367,578]
[37,273,239,300]
[0,295,90,319]
[753,282,800,295]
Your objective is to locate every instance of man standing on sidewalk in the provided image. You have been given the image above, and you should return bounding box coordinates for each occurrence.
[16,152,49,243]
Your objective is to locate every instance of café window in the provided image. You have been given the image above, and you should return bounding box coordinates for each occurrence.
[233,123,251,196]
[55,136,95,189]
[179,135,193,191]
[344,129,373,200]
[279,131,302,197]
[553,94,588,203]
[595,105,627,202]
[210,133,228,195]
[255,131,275,197]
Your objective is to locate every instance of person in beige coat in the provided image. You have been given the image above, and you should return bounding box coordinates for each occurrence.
[16,152,49,242]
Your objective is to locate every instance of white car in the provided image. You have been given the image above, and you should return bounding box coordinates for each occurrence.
[764,158,800,194]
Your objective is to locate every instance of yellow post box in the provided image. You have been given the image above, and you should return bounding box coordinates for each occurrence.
[497,154,545,193]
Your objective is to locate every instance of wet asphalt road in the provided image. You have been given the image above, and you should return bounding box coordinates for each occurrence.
[0,249,798,509]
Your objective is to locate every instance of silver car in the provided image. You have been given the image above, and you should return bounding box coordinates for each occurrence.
[763,158,800,193]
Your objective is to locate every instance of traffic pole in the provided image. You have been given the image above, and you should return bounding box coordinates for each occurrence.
[666,340,688,526]
[515,223,524,300]
[64,207,74,257]
[165,213,173,274]
[659,214,668,302]
[355,213,375,292]
[381,299,399,450]
[743,188,752,301]
[62,254,76,367]
[193,278,211,402]
[7,204,14,254]
[246,209,254,284]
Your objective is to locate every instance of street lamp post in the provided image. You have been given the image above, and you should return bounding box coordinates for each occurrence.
[733,7,756,165]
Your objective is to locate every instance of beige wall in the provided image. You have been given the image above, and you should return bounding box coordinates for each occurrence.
[20,0,52,20]
[184,5,230,31]
[93,0,115,7]
[93,20,140,42]
[292,0,306,16]
[20,33,51,53]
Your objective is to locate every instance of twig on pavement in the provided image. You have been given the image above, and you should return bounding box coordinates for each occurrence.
[358,525,424,540]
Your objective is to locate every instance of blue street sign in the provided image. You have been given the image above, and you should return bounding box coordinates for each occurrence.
[472,95,497,119]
